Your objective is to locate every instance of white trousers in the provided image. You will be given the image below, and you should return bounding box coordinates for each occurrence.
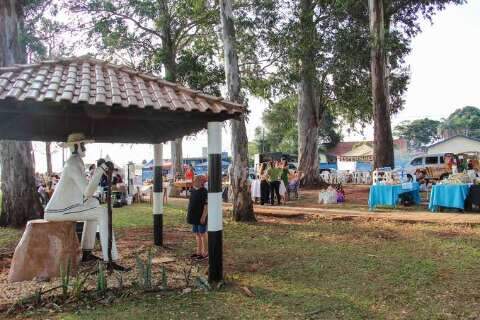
[45,202,118,262]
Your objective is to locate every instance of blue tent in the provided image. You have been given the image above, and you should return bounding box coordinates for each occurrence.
[194,160,230,176]
[142,160,171,182]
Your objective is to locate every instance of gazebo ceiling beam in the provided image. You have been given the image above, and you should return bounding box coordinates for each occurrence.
[0,102,235,122]
[0,112,210,143]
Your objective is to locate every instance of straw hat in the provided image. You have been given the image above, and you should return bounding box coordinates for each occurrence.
[59,133,94,147]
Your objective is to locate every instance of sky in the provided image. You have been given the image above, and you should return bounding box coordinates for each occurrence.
[33,1,480,173]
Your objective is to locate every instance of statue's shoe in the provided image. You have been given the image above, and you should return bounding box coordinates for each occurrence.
[82,251,102,262]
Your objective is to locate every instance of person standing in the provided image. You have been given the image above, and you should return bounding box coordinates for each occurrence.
[280,159,289,203]
[259,162,270,205]
[185,164,195,181]
[187,176,208,260]
[163,173,169,205]
[267,161,281,205]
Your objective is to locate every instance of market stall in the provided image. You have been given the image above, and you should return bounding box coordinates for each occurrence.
[368,182,421,210]
[428,172,474,212]
[173,179,193,197]
[428,184,470,212]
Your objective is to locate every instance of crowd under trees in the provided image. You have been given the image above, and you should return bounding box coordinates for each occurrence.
[0,0,466,227]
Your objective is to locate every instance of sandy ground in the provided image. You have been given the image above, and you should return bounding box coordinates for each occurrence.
[0,227,201,310]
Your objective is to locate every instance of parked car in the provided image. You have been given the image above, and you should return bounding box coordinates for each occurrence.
[404,153,451,180]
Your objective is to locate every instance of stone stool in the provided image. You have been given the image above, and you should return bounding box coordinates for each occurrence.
[8,219,81,282]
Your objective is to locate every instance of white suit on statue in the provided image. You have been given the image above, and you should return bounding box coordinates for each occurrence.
[44,135,118,262]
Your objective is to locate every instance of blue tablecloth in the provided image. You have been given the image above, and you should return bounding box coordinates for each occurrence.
[368,183,421,209]
[428,184,470,212]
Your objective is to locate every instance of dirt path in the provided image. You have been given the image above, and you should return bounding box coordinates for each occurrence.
[170,195,480,225]
[238,204,480,225]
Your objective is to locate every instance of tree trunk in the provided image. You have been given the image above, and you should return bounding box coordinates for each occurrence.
[0,0,43,228]
[369,0,394,169]
[297,0,320,187]
[158,0,183,196]
[45,142,52,175]
[220,0,255,222]
[0,140,43,227]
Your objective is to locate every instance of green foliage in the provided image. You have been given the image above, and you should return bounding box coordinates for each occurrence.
[394,118,441,148]
[23,1,71,60]
[176,49,224,96]
[234,0,465,135]
[258,96,341,155]
[247,142,258,158]
[395,106,480,147]
[60,259,71,299]
[261,97,299,154]
[96,262,107,294]
[72,0,223,93]
[135,249,153,290]
[440,106,480,139]
[71,273,89,300]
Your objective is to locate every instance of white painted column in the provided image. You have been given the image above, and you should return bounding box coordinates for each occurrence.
[207,122,223,282]
[153,143,164,246]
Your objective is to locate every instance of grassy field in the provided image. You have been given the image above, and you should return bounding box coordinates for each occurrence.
[2,202,480,319]
[0,227,21,249]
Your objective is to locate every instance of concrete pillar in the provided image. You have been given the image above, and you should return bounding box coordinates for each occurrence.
[207,122,223,282]
[153,143,163,246]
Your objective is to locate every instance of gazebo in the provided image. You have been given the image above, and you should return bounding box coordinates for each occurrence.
[0,57,245,282]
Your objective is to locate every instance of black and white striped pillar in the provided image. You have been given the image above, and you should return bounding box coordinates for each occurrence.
[153,143,164,246]
[207,122,223,283]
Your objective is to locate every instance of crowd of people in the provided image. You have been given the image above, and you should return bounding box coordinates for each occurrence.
[36,164,127,207]
[257,159,302,205]
[35,173,60,205]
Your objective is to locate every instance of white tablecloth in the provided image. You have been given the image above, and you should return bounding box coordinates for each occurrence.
[251,179,261,200]
[280,180,287,195]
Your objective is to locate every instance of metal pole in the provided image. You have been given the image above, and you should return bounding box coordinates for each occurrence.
[153,144,164,246]
[207,122,223,283]
[262,128,265,153]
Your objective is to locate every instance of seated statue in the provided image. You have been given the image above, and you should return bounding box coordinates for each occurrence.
[44,133,118,262]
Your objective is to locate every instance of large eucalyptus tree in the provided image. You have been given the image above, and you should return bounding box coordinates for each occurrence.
[235,0,464,181]
[0,0,43,227]
[219,0,255,221]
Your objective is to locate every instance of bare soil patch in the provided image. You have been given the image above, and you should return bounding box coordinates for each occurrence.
[0,226,201,311]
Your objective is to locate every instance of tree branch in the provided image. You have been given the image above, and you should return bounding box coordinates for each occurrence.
[71,3,164,41]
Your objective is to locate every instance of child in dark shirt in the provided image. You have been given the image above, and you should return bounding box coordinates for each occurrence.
[187,176,208,260]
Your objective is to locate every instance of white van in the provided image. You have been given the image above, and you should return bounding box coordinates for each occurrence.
[405,153,450,180]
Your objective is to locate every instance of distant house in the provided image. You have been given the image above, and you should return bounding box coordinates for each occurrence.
[427,135,480,154]
[337,143,373,171]
[321,139,410,170]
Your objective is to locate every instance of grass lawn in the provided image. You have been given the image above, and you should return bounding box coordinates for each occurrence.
[0,227,21,249]
[2,202,480,319]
